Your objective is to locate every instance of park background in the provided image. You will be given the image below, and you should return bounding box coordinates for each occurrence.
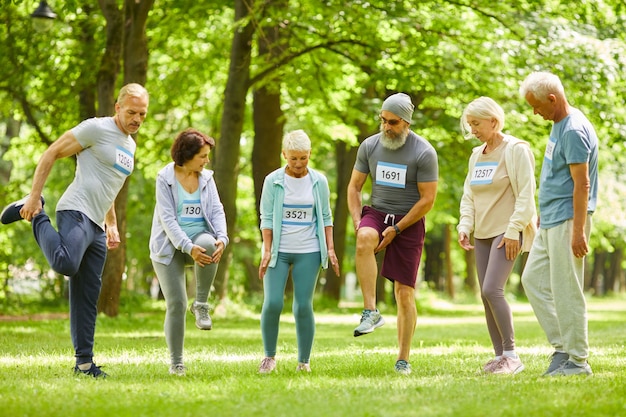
[1,2,626,416]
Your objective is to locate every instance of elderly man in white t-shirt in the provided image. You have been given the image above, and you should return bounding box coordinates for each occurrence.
[1,83,149,378]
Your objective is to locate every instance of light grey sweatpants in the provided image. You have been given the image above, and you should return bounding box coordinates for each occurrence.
[521,218,591,362]
[152,233,219,365]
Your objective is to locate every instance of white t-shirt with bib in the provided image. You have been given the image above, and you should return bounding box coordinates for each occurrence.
[57,117,136,229]
[278,173,320,254]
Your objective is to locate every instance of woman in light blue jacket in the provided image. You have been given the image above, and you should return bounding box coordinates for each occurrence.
[149,128,228,376]
[257,130,340,374]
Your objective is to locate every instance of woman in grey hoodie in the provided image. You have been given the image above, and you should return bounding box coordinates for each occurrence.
[149,128,229,376]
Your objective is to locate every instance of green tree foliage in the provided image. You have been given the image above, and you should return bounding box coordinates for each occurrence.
[1,0,625,309]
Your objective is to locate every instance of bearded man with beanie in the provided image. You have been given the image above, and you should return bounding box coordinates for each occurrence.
[347,93,439,374]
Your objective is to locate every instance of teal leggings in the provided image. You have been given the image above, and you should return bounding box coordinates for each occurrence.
[261,251,321,363]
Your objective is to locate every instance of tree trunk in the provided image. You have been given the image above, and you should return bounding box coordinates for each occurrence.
[99,0,153,317]
[590,249,606,295]
[212,0,256,305]
[606,248,623,294]
[516,251,529,296]
[424,228,444,291]
[252,2,285,228]
[444,223,454,299]
[463,236,477,293]
[322,141,357,301]
[251,7,285,293]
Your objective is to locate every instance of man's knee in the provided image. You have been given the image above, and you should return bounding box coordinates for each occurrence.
[394,283,415,305]
[355,227,379,253]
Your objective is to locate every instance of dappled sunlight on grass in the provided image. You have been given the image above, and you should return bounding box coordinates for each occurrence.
[1,325,39,334]
[1,294,625,417]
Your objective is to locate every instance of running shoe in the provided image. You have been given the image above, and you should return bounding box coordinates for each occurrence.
[259,357,276,374]
[353,309,385,337]
[189,301,212,330]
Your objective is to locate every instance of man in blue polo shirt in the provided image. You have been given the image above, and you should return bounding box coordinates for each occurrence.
[519,71,598,377]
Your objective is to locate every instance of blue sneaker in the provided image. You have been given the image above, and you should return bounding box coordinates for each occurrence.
[395,360,412,375]
[74,363,107,379]
[0,195,45,224]
[353,309,385,337]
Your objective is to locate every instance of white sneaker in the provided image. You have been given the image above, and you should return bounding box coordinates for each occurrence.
[492,356,524,375]
[483,358,502,373]
[189,302,212,330]
[169,364,186,376]
[259,357,276,374]
[296,362,311,372]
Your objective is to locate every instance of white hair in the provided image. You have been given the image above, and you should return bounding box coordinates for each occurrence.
[282,130,311,152]
[519,71,565,101]
[460,96,505,140]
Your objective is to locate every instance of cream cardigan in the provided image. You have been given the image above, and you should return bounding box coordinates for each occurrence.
[457,135,538,252]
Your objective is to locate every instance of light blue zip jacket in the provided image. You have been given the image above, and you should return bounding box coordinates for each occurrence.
[260,166,334,269]
[149,162,229,265]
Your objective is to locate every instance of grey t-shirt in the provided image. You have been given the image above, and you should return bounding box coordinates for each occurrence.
[354,131,438,214]
[57,117,136,229]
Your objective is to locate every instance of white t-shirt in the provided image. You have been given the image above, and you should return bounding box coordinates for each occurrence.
[278,173,320,253]
[57,117,136,229]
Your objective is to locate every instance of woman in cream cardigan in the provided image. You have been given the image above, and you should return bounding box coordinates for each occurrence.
[457,97,537,375]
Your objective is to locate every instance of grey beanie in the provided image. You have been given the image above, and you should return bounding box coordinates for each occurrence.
[381,93,414,124]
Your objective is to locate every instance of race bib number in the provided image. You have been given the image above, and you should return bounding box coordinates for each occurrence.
[470,162,498,185]
[544,139,555,162]
[114,146,134,175]
[375,161,406,189]
[282,204,314,226]
[180,199,203,222]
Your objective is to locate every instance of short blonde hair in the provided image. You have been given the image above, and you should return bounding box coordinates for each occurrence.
[282,130,311,152]
[460,96,505,140]
[117,83,149,105]
[519,71,565,101]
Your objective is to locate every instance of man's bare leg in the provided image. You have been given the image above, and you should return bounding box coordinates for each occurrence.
[395,281,417,363]
[355,227,380,310]
[354,227,386,336]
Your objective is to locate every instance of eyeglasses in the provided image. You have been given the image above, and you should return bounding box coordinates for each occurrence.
[379,115,403,126]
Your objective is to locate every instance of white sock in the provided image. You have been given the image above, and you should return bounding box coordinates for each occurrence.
[503,351,518,359]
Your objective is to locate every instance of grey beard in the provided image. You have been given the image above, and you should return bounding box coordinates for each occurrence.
[380,128,409,150]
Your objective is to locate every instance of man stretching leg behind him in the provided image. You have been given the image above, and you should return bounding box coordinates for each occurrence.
[1,83,149,378]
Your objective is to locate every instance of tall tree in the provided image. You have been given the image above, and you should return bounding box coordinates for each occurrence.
[99,0,154,316]
[212,0,257,303]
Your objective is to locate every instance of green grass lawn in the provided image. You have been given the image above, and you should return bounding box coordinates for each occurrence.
[1,294,625,417]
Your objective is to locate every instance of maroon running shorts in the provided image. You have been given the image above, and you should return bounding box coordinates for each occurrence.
[358,205,425,288]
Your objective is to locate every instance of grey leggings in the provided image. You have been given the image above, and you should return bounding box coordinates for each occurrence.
[475,233,517,356]
[152,233,219,365]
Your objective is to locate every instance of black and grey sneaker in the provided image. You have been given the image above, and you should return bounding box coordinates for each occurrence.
[74,363,107,379]
[542,351,569,376]
[0,195,45,224]
[547,360,593,377]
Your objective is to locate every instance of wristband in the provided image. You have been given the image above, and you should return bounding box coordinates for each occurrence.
[393,224,401,235]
